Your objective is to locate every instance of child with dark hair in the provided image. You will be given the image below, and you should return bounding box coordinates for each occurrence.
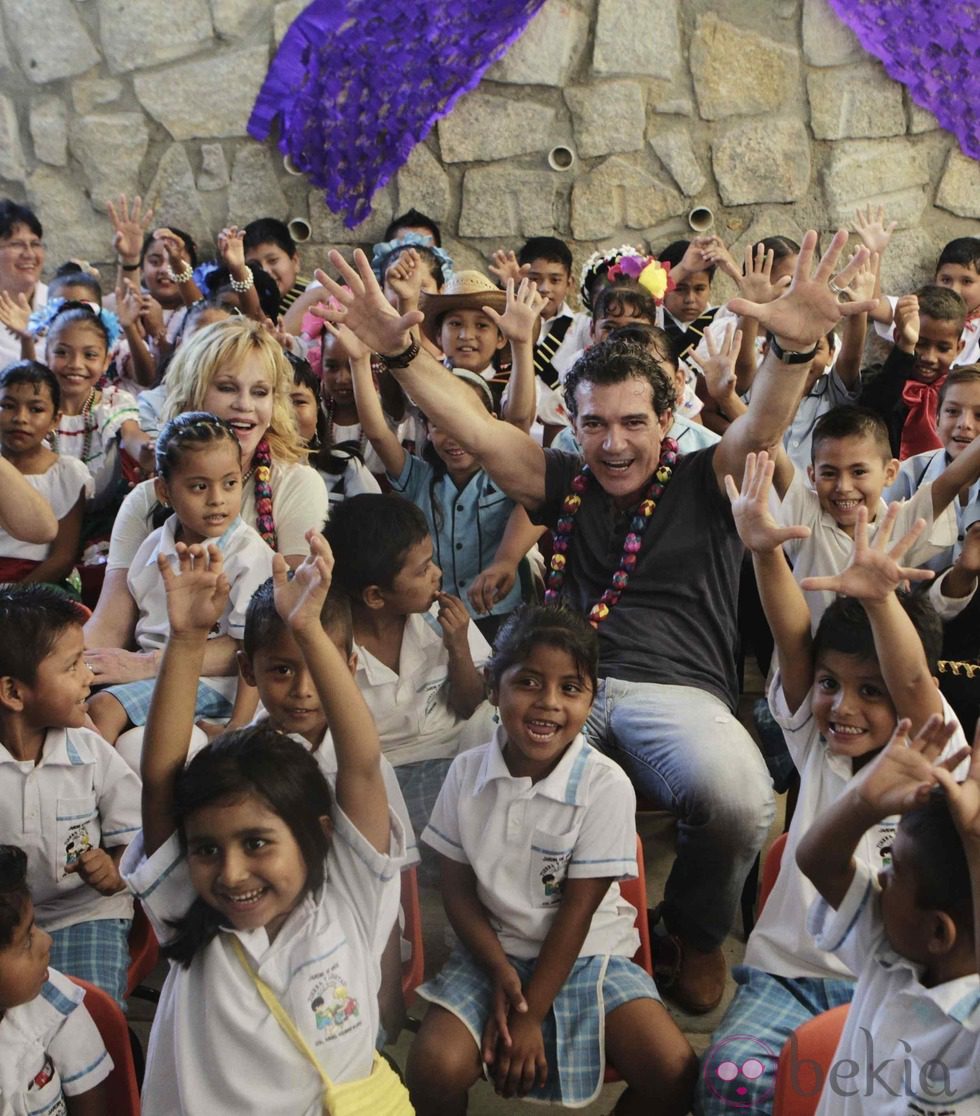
[777,404,980,627]
[658,238,723,364]
[324,493,495,843]
[0,844,113,1112]
[86,412,273,744]
[383,207,442,248]
[862,285,969,459]
[0,586,141,1006]
[0,361,91,589]
[243,217,310,315]
[697,453,969,1115]
[797,718,979,1116]
[120,533,412,1113]
[407,604,697,1115]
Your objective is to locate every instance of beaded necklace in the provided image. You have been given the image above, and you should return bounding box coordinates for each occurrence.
[544,437,678,628]
[251,439,276,549]
[52,388,97,463]
[322,396,367,457]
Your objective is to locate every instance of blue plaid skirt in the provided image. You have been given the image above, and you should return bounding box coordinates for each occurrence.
[106,678,232,727]
[48,917,131,1009]
[417,944,660,1107]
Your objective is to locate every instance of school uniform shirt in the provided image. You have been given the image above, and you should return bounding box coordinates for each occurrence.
[778,468,956,628]
[783,367,862,472]
[54,384,139,503]
[423,728,639,960]
[537,303,590,385]
[128,515,274,704]
[809,859,980,1116]
[352,607,495,766]
[121,806,405,1116]
[744,676,968,981]
[0,727,140,932]
[0,457,92,563]
[388,453,521,620]
[0,967,112,1116]
[107,461,329,569]
[886,448,980,572]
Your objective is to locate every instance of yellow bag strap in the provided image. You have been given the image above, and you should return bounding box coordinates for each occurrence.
[230,935,338,1106]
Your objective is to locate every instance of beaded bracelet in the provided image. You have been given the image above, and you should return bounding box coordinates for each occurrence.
[230,267,255,293]
[166,262,194,284]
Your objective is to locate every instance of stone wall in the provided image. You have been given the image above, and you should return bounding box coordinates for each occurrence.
[0,0,976,304]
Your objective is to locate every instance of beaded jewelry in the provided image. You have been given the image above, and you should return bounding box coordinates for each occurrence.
[51,388,97,464]
[322,396,367,458]
[251,438,277,549]
[229,267,255,294]
[544,437,678,628]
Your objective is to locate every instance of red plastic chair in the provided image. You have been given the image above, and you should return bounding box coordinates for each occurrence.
[758,832,788,915]
[772,1004,850,1115]
[400,865,424,1000]
[125,902,160,1001]
[604,835,653,1084]
[67,976,142,1116]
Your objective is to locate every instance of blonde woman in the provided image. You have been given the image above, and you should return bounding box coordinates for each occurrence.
[84,318,327,681]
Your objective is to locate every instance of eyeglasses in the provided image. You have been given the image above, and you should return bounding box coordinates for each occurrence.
[0,239,43,254]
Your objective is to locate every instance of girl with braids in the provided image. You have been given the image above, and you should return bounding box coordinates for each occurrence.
[84,318,327,684]
[87,412,273,744]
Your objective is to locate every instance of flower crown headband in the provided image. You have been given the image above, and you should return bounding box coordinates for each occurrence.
[604,255,675,304]
[29,298,122,348]
[578,245,647,310]
[370,232,455,284]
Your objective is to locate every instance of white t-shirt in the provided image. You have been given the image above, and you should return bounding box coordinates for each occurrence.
[121,807,405,1116]
[0,967,111,1116]
[128,515,274,702]
[809,860,980,1116]
[0,457,91,562]
[423,729,640,960]
[779,468,956,628]
[744,676,968,980]
[352,607,495,766]
[108,460,329,567]
[0,727,141,931]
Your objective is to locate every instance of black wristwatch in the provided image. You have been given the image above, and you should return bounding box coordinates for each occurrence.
[380,337,420,369]
[769,336,819,364]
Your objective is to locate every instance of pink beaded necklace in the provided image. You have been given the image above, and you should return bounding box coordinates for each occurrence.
[544,437,678,627]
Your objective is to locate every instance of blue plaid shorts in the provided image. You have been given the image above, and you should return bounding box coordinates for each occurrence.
[106,678,232,727]
[48,917,132,1010]
[393,759,453,887]
[418,944,660,1106]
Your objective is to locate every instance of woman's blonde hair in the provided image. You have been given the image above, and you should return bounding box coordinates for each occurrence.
[161,317,306,464]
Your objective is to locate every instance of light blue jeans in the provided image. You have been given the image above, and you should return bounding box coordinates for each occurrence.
[586,679,774,951]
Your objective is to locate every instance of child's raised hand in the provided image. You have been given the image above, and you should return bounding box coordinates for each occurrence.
[436,592,471,652]
[384,247,425,304]
[728,229,874,351]
[697,235,740,282]
[482,278,546,346]
[140,294,165,340]
[272,529,334,634]
[840,250,879,305]
[152,228,189,269]
[799,504,935,600]
[853,714,964,820]
[65,847,125,895]
[158,542,230,637]
[933,722,980,851]
[108,193,154,262]
[736,243,790,306]
[114,279,142,330]
[321,318,371,364]
[217,226,246,270]
[481,961,528,1065]
[689,319,742,404]
[0,289,32,338]
[853,204,897,256]
[488,249,529,287]
[724,451,811,554]
[894,294,920,350]
[316,250,423,359]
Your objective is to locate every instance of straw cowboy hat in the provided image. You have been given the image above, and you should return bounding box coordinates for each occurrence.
[418,270,507,344]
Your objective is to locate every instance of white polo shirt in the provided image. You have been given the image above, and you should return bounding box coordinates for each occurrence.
[128,515,274,702]
[0,967,112,1116]
[744,676,968,981]
[0,727,140,931]
[423,729,640,961]
[352,607,495,766]
[121,806,405,1116]
[779,469,956,628]
[809,860,980,1116]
